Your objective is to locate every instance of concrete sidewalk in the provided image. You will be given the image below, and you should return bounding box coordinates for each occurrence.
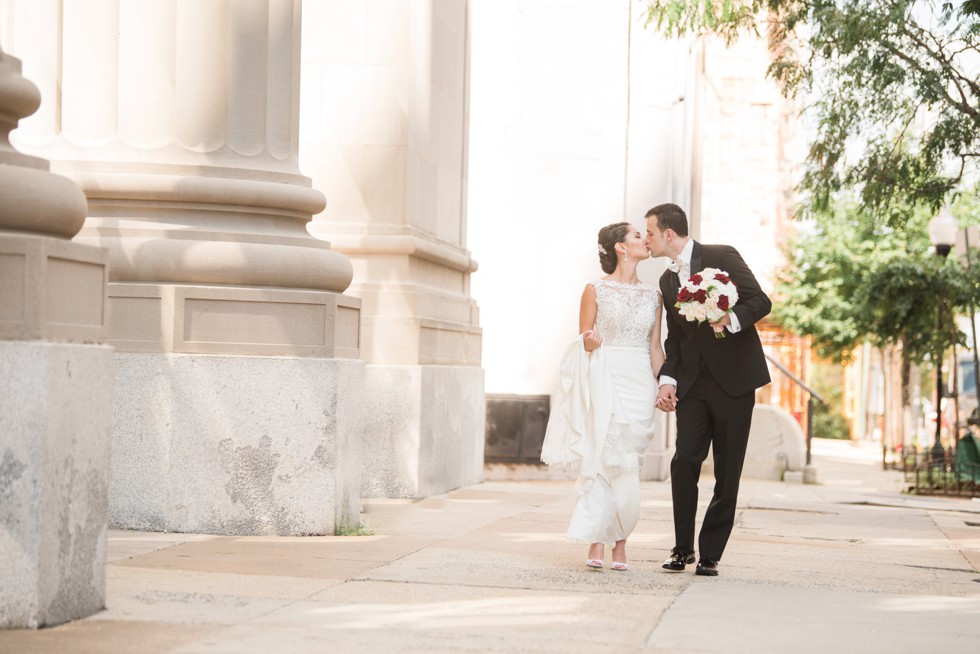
[2,438,978,653]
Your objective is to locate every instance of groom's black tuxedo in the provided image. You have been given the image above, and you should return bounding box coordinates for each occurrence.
[659,242,772,398]
[658,240,772,562]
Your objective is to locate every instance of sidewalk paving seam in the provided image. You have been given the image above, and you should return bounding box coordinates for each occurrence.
[637,578,694,652]
[844,500,980,514]
[901,563,976,574]
[348,575,688,595]
[925,511,980,574]
[108,540,194,565]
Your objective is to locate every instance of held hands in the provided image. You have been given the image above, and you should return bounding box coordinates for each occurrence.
[583,328,602,352]
[656,384,677,413]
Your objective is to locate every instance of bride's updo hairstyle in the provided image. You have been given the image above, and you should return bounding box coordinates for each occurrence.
[597,222,631,274]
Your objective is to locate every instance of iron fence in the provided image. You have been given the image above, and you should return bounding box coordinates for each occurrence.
[897,446,980,498]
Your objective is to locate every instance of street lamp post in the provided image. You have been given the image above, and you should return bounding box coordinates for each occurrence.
[928,206,958,462]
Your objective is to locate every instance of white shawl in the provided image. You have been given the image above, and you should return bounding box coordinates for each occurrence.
[540,335,629,491]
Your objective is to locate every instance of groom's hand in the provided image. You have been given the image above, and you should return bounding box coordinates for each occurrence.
[709,313,731,334]
[656,384,677,413]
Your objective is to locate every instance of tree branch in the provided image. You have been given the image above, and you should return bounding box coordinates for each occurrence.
[904,21,980,112]
[881,40,979,120]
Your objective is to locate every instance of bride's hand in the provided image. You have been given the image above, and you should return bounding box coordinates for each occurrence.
[583,329,602,352]
[656,384,677,412]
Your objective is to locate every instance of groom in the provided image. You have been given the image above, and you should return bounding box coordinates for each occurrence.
[645,203,772,576]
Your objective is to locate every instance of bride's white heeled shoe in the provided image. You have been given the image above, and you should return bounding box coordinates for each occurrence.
[610,561,629,571]
[585,559,604,569]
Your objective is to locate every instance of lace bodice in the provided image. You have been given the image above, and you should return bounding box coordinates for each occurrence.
[592,279,659,349]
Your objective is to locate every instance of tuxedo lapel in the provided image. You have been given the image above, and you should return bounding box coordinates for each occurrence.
[690,240,703,276]
[668,270,680,303]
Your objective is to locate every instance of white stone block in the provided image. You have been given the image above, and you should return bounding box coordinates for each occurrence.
[703,404,807,481]
[108,353,363,535]
[361,364,484,498]
[0,341,114,629]
[783,470,804,484]
[745,404,808,479]
[418,365,485,495]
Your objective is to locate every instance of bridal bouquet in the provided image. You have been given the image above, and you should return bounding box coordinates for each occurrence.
[675,267,739,339]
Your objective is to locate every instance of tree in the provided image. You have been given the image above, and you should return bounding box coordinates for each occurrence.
[644,0,980,228]
[774,194,979,449]
[645,1,980,448]
[774,197,977,366]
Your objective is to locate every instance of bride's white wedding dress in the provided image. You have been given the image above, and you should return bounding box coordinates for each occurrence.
[540,279,659,545]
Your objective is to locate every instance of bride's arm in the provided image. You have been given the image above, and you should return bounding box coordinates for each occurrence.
[579,284,601,352]
[649,292,666,377]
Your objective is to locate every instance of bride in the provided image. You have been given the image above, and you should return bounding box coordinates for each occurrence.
[541,221,664,571]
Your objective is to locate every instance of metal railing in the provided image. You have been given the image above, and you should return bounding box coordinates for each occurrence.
[897,446,980,498]
[765,353,824,466]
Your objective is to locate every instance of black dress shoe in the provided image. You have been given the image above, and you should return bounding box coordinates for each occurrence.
[695,558,719,576]
[662,547,696,571]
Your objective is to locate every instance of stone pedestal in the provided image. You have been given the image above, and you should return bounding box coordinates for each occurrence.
[0,46,112,628]
[360,365,484,498]
[0,342,113,629]
[110,354,362,535]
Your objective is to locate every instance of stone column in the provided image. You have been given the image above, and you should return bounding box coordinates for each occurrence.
[0,46,113,628]
[301,0,483,497]
[3,0,363,535]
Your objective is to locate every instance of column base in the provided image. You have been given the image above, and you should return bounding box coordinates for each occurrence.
[361,364,485,498]
[0,341,114,629]
[106,283,360,358]
[0,234,107,342]
[640,450,672,481]
[639,412,672,481]
[109,353,363,536]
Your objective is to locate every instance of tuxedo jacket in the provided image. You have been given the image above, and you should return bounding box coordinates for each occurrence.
[659,241,772,399]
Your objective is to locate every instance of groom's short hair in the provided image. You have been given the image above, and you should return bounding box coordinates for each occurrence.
[645,203,689,237]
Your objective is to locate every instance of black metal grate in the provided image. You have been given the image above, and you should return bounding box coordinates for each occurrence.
[484,394,551,463]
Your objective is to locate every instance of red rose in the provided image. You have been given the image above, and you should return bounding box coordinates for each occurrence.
[677,288,692,302]
[689,274,703,285]
[717,295,730,311]
[694,289,707,303]
[715,273,730,284]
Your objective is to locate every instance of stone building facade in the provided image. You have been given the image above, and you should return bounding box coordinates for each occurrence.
[300,0,484,499]
[467,1,804,478]
[1,0,802,628]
